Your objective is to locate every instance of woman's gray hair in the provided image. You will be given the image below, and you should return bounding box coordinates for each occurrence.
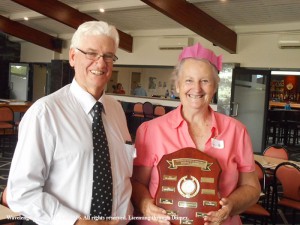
[70,21,119,51]
[171,58,220,92]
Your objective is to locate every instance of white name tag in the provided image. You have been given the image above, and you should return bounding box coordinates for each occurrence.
[211,138,224,149]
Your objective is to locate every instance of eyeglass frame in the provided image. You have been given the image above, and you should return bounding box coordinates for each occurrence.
[76,48,118,63]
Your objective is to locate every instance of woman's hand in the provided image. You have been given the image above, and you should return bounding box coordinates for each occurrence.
[203,198,232,225]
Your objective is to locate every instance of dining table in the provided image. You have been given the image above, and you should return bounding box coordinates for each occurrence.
[0,101,32,113]
[254,154,300,170]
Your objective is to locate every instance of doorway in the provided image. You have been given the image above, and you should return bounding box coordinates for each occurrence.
[32,64,47,102]
[130,72,141,95]
[107,70,118,93]
[9,63,30,101]
[231,68,270,153]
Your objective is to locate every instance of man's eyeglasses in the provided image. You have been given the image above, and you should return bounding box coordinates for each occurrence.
[76,48,118,63]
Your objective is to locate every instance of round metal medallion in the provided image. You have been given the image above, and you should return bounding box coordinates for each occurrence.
[177,175,200,198]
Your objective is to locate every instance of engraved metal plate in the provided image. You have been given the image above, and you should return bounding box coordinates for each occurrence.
[178,201,197,208]
[180,219,193,225]
[195,212,207,218]
[163,175,177,181]
[166,210,178,216]
[155,147,222,225]
[162,186,176,192]
[201,177,215,183]
[160,198,174,204]
[201,189,216,195]
[203,201,218,207]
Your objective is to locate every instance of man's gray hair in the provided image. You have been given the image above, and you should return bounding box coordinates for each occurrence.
[70,21,119,51]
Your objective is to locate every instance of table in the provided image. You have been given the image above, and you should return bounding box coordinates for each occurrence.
[0,102,32,113]
[0,205,20,224]
[254,154,300,170]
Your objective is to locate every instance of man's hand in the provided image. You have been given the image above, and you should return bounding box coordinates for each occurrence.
[140,198,171,225]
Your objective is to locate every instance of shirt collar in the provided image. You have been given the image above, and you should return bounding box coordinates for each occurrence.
[170,104,219,135]
[70,79,107,115]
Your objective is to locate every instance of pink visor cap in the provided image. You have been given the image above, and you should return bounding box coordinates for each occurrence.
[178,43,223,71]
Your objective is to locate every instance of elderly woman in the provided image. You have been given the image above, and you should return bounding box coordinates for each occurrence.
[131,43,260,225]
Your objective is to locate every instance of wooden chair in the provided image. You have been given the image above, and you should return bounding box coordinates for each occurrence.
[241,161,270,225]
[153,105,166,117]
[273,162,300,225]
[0,106,15,135]
[0,107,17,157]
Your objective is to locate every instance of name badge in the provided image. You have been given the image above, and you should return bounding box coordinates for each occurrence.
[211,138,224,149]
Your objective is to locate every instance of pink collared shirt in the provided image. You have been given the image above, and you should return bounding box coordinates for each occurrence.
[134,105,255,225]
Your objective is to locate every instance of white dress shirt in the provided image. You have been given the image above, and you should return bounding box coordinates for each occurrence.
[7,79,135,225]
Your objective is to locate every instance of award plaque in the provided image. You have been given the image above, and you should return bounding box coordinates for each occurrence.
[155,147,222,225]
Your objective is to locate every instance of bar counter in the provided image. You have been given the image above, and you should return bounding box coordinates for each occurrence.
[269,101,300,109]
[107,94,218,111]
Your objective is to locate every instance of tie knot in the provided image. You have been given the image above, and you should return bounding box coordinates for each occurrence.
[93,102,103,114]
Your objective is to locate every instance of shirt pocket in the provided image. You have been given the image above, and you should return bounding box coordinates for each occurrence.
[113,142,136,188]
[123,143,136,177]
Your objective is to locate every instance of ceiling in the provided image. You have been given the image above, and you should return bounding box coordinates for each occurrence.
[1,0,300,51]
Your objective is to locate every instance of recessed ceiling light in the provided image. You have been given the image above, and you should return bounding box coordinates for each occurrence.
[24,17,29,21]
[99,8,105,13]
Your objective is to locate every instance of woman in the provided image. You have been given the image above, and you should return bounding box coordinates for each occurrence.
[131,43,260,225]
[113,83,126,94]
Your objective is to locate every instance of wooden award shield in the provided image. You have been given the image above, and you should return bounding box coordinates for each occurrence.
[155,147,222,225]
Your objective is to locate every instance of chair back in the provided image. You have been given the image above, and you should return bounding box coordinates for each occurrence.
[0,106,15,131]
[274,162,300,201]
[255,160,266,192]
[242,161,270,219]
[143,102,154,119]
[133,102,144,118]
[154,105,166,117]
[263,145,288,160]
[0,107,14,123]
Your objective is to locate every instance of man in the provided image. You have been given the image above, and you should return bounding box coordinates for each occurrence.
[7,21,135,225]
[133,83,147,96]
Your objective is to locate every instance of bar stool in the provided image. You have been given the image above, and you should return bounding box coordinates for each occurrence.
[266,110,285,145]
[285,110,300,146]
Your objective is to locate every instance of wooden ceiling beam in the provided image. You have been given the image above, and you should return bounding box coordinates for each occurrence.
[0,15,62,53]
[11,0,133,52]
[141,0,237,53]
